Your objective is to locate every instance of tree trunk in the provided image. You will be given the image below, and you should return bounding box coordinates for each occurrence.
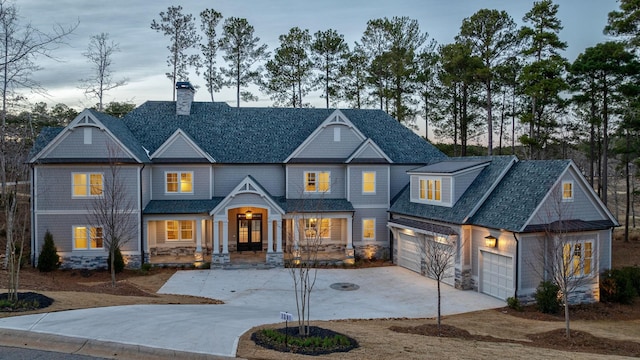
[486,79,493,156]
[625,129,630,242]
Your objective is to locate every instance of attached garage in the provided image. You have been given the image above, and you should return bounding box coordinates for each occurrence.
[397,233,422,273]
[480,250,513,300]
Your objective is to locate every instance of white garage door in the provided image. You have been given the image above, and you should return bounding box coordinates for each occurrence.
[481,251,513,300]
[398,233,421,273]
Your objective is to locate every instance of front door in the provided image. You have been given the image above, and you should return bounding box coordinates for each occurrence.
[237,213,262,251]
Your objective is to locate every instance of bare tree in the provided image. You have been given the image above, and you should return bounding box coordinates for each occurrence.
[416,231,461,335]
[0,0,76,302]
[79,33,128,111]
[533,183,595,337]
[87,143,137,286]
[151,5,201,101]
[286,211,324,336]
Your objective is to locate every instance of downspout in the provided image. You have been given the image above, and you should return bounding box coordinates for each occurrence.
[512,232,519,299]
[139,164,145,266]
[30,163,35,267]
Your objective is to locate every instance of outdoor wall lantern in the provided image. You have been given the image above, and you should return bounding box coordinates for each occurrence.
[245,210,252,219]
[485,235,497,248]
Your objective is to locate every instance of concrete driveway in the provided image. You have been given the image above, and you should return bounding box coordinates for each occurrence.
[0,267,504,358]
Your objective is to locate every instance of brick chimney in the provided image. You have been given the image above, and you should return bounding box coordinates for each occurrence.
[176,81,195,116]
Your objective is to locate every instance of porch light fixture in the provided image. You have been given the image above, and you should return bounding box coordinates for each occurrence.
[485,235,497,248]
[245,210,252,219]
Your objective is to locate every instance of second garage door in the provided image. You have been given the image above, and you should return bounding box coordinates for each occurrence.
[480,250,513,300]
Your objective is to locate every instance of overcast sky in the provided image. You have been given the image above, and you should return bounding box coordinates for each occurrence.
[18,0,619,111]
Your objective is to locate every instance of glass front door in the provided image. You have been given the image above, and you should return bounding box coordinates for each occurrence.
[237,213,262,251]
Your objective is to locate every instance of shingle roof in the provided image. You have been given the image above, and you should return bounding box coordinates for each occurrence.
[388,218,458,235]
[120,102,445,164]
[469,160,571,232]
[143,198,224,214]
[90,109,149,162]
[389,156,516,224]
[28,127,63,160]
[523,219,617,233]
[281,198,355,213]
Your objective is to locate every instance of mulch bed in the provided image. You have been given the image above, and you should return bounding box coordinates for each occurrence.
[0,292,54,312]
[251,325,359,355]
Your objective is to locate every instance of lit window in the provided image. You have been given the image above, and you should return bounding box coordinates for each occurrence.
[166,220,193,241]
[305,171,330,193]
[304,218,330,238]
[72,173,103,197]
[363,219,375,240]
[562,240,593,277]
[562,181,573,201]
[419,178,441,201]
[73,226,103,250]
[166,172,193,194]
[363,172,376,194]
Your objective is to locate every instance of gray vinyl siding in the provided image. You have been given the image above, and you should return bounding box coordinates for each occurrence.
[44,126,134,160]
[287,165,346,199]
[453,168,483,204]
[214,165,284,196]
[533,171,608,224]
[141,166,152,207]
[353,208,388,245]
[34,165,140,211]
[598,229,611,271]
[296,124,362,159]
[151,165,210,200]
[390,165,414,199]
[519,234,544,293]
[156,136,204,158]
[348,165,389,206]
[354,145,384,159]
[34,213,139,255]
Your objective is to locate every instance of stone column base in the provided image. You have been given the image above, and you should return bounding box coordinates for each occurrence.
[194,251,204,262]
[266,252,284,266]
[344,248,355,265]
[212,253,230,264]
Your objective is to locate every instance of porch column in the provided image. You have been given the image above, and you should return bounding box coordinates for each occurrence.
[213,219,219,255]
[222,218,229,254]
[276,217,283,253]
[345,214,355,264]
[195,218,203,261]
[267,217,274,253]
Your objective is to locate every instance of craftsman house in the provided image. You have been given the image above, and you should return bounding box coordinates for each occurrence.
[29,82,617,302]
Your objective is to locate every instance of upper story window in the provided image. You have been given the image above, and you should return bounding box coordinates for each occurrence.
[363,218,375,240]
[166,220,193,241]
[562,181,573,201]
[305,171,330,193]
[304,218,330,238]
[419,178,441,201]
[72,173,103,197]
[562,240,593,277]
[166,171,193,194]
[73,226,103,250]
[363,171,376,194]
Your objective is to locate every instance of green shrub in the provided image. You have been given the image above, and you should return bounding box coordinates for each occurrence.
[535,281,561,314]
[600,267,639,304]
[107,247,125,274]
[37,231,60,272]
[506,296,523,311]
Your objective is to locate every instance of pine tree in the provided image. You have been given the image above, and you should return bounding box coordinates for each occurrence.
[37,231,60,272]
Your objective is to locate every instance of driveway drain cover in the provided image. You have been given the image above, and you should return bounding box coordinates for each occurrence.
[330,282,359,291]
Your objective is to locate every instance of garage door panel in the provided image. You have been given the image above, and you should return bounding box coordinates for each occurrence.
[481,251,513,300]
[398,233,421,273]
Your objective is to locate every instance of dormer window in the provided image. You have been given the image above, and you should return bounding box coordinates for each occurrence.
[419,178,441,202]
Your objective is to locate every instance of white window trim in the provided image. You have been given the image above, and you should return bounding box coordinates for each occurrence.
[304,218,331,239]
[71,172,104,198]
[165,171,194,195]
[418,176,442,203]
[72,225,104,250]
[362,171,376,195]
[562,181,574,202]
[561,239,595,277]
[362,218,376,241]
[165,220,194,242]
[304,171,331,193]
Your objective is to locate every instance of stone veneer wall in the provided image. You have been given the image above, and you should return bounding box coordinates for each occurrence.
[59,254,143,270]
[355,243,389,261]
